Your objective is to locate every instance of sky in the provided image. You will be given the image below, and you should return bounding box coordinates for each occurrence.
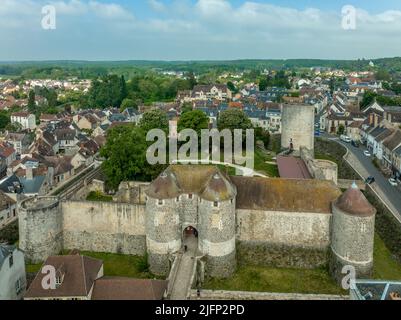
[1,0,401,61]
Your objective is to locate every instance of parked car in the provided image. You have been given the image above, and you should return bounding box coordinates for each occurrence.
[351,141,360,148]
[340,135,352,143]
[389,178,398,187]
[365,176,375,185]
[364,150,372,157]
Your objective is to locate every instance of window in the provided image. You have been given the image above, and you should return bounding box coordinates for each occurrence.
[213,202,219,208]
[176,196,180,203]
[158,199,164,206]
[13,209,16,217]
[9,253,13,268]
[188,194,193,199]
[15,279,22,295]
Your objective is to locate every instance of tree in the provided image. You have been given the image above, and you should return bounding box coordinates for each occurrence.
[187,71,197,90]
[360,91,377,110]
[227,81,238,94]
[181,102,193,115]
[375,69,391,81]
[0,112,10,130]
[178,110,209,136]
[139,109,169,133]
[120,98,138,111]
[27,90,36,113]
[255,127,270,149]
[100,125,166,189]
[217,109,253,132]
[337,124,345,136]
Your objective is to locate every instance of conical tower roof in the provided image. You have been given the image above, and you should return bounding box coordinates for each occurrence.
[146,168,181,199]
[334,182,376,217]
[200,169,237,202]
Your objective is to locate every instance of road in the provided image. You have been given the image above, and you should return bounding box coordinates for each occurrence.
[325,135,401,222]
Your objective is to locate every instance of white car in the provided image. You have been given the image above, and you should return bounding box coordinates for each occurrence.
[389,178,398,187]
[364,150,371,157]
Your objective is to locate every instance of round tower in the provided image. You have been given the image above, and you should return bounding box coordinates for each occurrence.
[281,104,315,152]
[18,196,63,264]
[330,183,376,284]
[198,171,237,278]
[145,169,182,276]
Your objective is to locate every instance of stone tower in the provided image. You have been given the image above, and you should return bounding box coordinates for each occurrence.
[145,165,237,278]
[18,197,63,264]
[198,171,237,278]
[281,104,315,152]
[145,170,182,276]
[330,183,376,284]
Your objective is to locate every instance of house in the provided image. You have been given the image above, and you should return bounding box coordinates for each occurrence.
[0,191,17,229]
[24,254,104,300]
[5,132,32,155]
[346,121,363,142]
[381,129,401,172]
[393,145,401,180]
[55,129,78,152]
[24,253,168,300]
[10,112,36,131]
[191,84,232,101]
[122,108,142,124]
[91,278,168,300]
[39,114,59,125]
[0,245,26,300]
[0,142,16,166]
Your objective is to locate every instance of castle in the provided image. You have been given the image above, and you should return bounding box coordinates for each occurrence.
[18,165,376,284]
[18,104,377,285]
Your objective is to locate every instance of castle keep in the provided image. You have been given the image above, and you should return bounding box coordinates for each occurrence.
[18,165,376,282]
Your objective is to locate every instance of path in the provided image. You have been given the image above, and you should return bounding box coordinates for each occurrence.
[169,236,198,300]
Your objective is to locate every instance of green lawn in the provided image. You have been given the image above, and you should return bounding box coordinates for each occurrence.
[26,251,159,279]
[204,265,345,295]
[204,233,401,295]
[86,191,113,202]
[373,233,401,281]
[253,149,279,177]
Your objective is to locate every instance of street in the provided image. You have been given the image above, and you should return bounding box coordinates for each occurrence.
[331,137,401,222]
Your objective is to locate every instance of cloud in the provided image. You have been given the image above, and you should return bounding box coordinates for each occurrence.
[148,0,166,13]
[1,0,401,60]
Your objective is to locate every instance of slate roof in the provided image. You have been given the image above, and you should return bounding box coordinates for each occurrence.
[25,255,103,299]
[92,278,168,300]
[19,176,46,194]
[0,245,15,269]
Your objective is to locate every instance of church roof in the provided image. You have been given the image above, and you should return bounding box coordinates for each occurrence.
[334,182,376,217]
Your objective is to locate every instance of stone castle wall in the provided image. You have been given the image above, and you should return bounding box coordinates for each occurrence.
[62,200,146,255]
[236,209,331,268]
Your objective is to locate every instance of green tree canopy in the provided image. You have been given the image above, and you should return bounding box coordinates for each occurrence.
[139,109,169,133]
[120,98,138,111]
[178,110,209,136]
[0,112,10,130]
[27,90,36,113]
[100,125,166,189]
[217,109,253,132]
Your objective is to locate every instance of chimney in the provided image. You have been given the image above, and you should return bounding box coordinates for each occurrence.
[26,167,33,180]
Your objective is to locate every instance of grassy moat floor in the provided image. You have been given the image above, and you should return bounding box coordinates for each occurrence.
[25,234,401,295]
[204,233,401,295]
